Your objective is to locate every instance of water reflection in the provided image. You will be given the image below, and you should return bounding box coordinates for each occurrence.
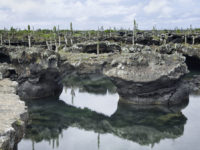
[17,97,188,150]
[17,73,199,150]
[62,74,117,95]
[59,74,119,116]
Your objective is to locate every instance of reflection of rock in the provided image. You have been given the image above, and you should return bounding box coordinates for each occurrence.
[22,97,188,146]
[63,74,117,95]
[185,75,200,95]
[109,101,188,145]
[17,64,63,100]
[103,51,189,105]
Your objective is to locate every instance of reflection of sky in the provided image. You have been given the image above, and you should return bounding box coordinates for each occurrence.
[18,95,200,150]
[59,87,119,116]
[19,127,151,150]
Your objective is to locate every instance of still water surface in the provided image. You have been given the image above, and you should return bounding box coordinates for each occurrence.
[18,75,200,150]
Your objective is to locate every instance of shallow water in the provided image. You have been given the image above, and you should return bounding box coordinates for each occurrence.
[17,74,200,150]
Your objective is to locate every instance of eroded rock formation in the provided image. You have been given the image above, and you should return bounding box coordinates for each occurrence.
[103,51,189,105]
[0,46,60,68]
[17,64,63,100]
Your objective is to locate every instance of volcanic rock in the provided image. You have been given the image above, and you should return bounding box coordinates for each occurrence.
[103,51,189,105]
[17,64,63,100]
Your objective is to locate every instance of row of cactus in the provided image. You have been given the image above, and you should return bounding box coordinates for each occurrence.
[0,22,199,48]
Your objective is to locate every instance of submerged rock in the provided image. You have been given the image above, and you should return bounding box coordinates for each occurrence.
[17,64,63,100]
[103,51,189,105]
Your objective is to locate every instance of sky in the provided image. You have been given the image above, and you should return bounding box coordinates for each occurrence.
[0,0,200,30]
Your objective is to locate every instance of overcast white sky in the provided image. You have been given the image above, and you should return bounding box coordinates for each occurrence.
[0,0,200,30]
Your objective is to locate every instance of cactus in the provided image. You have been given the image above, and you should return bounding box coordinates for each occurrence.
[70,22,73,46]
[0,34,2,45]
[8,27,15,47]
[28,35,31,48]
[192,36,195,45]
[53,26,59,52]
[55,41,58,52]
[88,31,91,40]
[97,27,100,55]
[50,37,53,50]
[46,40,51,50]
[132,19,138,45]
[64,35,68,46]
[70,22,73,36]
[8,38,10,47]
[132,28,135,46]
[185,34,187,45]
[97,40,100,55]
[27,25,31,48]
[70,38,73,46]
[152,25,157,36]
[8,30,11,47]
[109,28,112,38]
[58,35,61,47]
[190,24,193,34]
[57,25,61,47]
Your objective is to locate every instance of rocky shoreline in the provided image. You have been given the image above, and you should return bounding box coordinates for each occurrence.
[0,79,28,150]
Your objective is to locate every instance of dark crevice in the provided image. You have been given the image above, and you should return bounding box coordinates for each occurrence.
[184,55,200,71]
[0,53,11,63]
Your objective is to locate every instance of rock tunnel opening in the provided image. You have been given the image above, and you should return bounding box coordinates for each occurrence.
[0,53,11,63]
[185,55,200,71]
[5,69,17,80]
[84,44,109,54]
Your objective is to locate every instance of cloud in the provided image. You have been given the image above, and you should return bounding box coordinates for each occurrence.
[0,0,199,29]
[144,0,172,14]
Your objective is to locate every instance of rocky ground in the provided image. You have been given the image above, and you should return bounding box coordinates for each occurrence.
[1,41,200,105]
[0,79,28,150]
